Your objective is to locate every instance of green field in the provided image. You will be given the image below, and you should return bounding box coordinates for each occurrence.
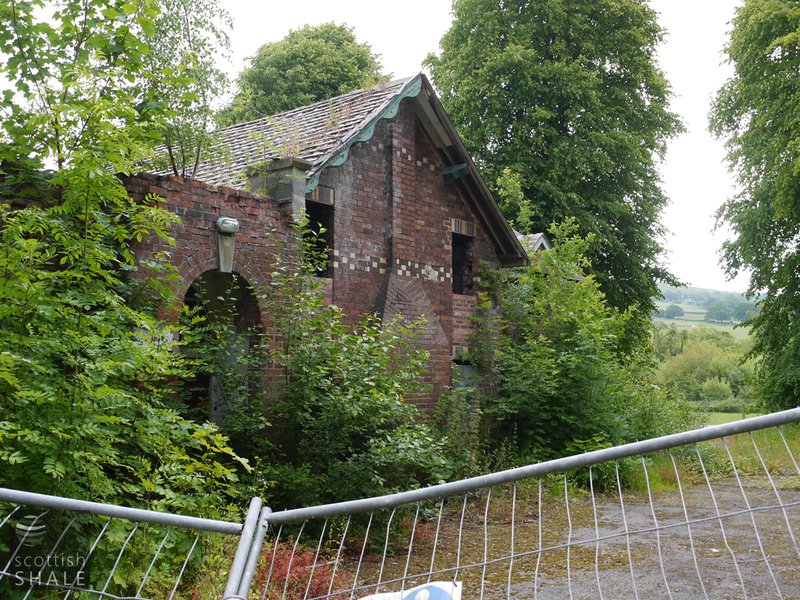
[652,316,751,340]
[706,411,758,425]
[656,301,707,321]
[653,300,751,340]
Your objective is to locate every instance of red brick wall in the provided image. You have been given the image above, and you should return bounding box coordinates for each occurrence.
[126,172,290,301]
[128,96,500,411]
[315,99,499,408]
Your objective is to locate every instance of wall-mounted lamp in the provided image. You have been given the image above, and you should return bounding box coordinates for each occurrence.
[216,217,240,273]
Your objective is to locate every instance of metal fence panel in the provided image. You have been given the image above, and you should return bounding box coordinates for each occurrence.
[250,408,800,600]
[3,408,800,599]
[0,487,253,599]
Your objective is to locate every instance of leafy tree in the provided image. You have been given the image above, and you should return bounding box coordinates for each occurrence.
[426,0,682,349]
[218,23,386,127]
[710,0,800,409]
[661,304,685,319]
[0,0,243,517]
[473,222,697,463]
[652,324,688,361]
[704,299,734,323]
[731,300,756,323]
[141,0,232,177]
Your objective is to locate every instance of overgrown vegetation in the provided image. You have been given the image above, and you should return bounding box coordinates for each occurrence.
[0,0,243,512]
[0,0,246,594]
[181,222,450,510]
[653,324,755,408]
[434,223,700,481]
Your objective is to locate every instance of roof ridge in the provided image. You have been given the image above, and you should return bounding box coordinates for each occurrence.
[217,75,417,134]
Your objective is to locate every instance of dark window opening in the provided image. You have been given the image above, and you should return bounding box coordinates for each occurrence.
[182,271,261,427]
[453,362,479,389]
[304,200,333,278]
[452,233,474,295]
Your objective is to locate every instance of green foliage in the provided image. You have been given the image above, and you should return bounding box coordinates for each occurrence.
[218,23,386,127]
[472,222,699,463]
[709,0,800,410]
[655,325,754,403]
[140,0,232,177]
[0,0,243,512]
[652,324,689,361]
[179,273,273,465]
[704,299,734,323]
[432,386,483,477]
[426,0,683,347]
[701,377,734,402]
[707,397,756,414]
[659,304,685,319]
[267,309,449,506]
[179,222,451,510]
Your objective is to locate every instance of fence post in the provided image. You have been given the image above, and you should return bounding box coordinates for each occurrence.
[222,497,262,599]
[236,506,271,598]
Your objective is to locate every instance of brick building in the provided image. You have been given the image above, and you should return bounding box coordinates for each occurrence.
[129,74,527,409]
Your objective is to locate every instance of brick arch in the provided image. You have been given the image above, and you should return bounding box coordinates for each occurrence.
[125,172,290,329]
[183,269,262,329]
[180,259,267,297]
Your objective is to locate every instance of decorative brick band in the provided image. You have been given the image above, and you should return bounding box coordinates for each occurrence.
[394,258,452,284]
[332,250,388,274]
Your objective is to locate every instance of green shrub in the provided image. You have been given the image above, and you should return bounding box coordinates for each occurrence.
[265,305,450,507]
[472,222,701,466]
[706,397,756,414]
[701,377,734,402]
[433,385,483,478]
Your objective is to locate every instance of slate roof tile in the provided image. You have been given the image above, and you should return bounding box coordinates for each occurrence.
[186,77,412,189]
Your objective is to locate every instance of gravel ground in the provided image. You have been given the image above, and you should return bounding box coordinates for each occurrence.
[358,476,800,599]
[507,477,800,600]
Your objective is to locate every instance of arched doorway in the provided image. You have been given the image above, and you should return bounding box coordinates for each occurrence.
[182,270,261,426]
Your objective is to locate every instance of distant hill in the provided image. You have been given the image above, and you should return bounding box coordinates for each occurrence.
[653,284,758,329]
[657,284,751,308]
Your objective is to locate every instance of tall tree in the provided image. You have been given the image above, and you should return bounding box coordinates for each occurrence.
[710,0,800,409]
[218,23,386,127]
[426,0,682,347]
[142,0,231,177]
[0,0,242,510]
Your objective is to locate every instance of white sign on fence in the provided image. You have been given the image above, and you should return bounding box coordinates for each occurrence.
[360,581,462,600]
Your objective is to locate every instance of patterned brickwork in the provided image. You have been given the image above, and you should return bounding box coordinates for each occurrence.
[129,96,503,410]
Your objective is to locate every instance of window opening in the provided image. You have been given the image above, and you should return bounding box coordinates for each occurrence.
[453,361,479,389]
[452,232,474,295]
[304,199,333,278]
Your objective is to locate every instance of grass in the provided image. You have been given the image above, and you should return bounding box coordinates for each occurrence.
[708,422,800,479]
[652,316,751,340]
[655,301,706,318]
[707,411,757,425]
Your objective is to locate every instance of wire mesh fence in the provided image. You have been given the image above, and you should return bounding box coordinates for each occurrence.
[0,488,263,600]
[2,408,800,599]
[252,408,800,600]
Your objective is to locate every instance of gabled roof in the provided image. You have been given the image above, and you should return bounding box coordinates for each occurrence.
[187,74,527,266]
[190,77,415,189]
[516,232,552,253]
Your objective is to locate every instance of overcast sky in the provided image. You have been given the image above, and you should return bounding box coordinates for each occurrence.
[221,0,747,293]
